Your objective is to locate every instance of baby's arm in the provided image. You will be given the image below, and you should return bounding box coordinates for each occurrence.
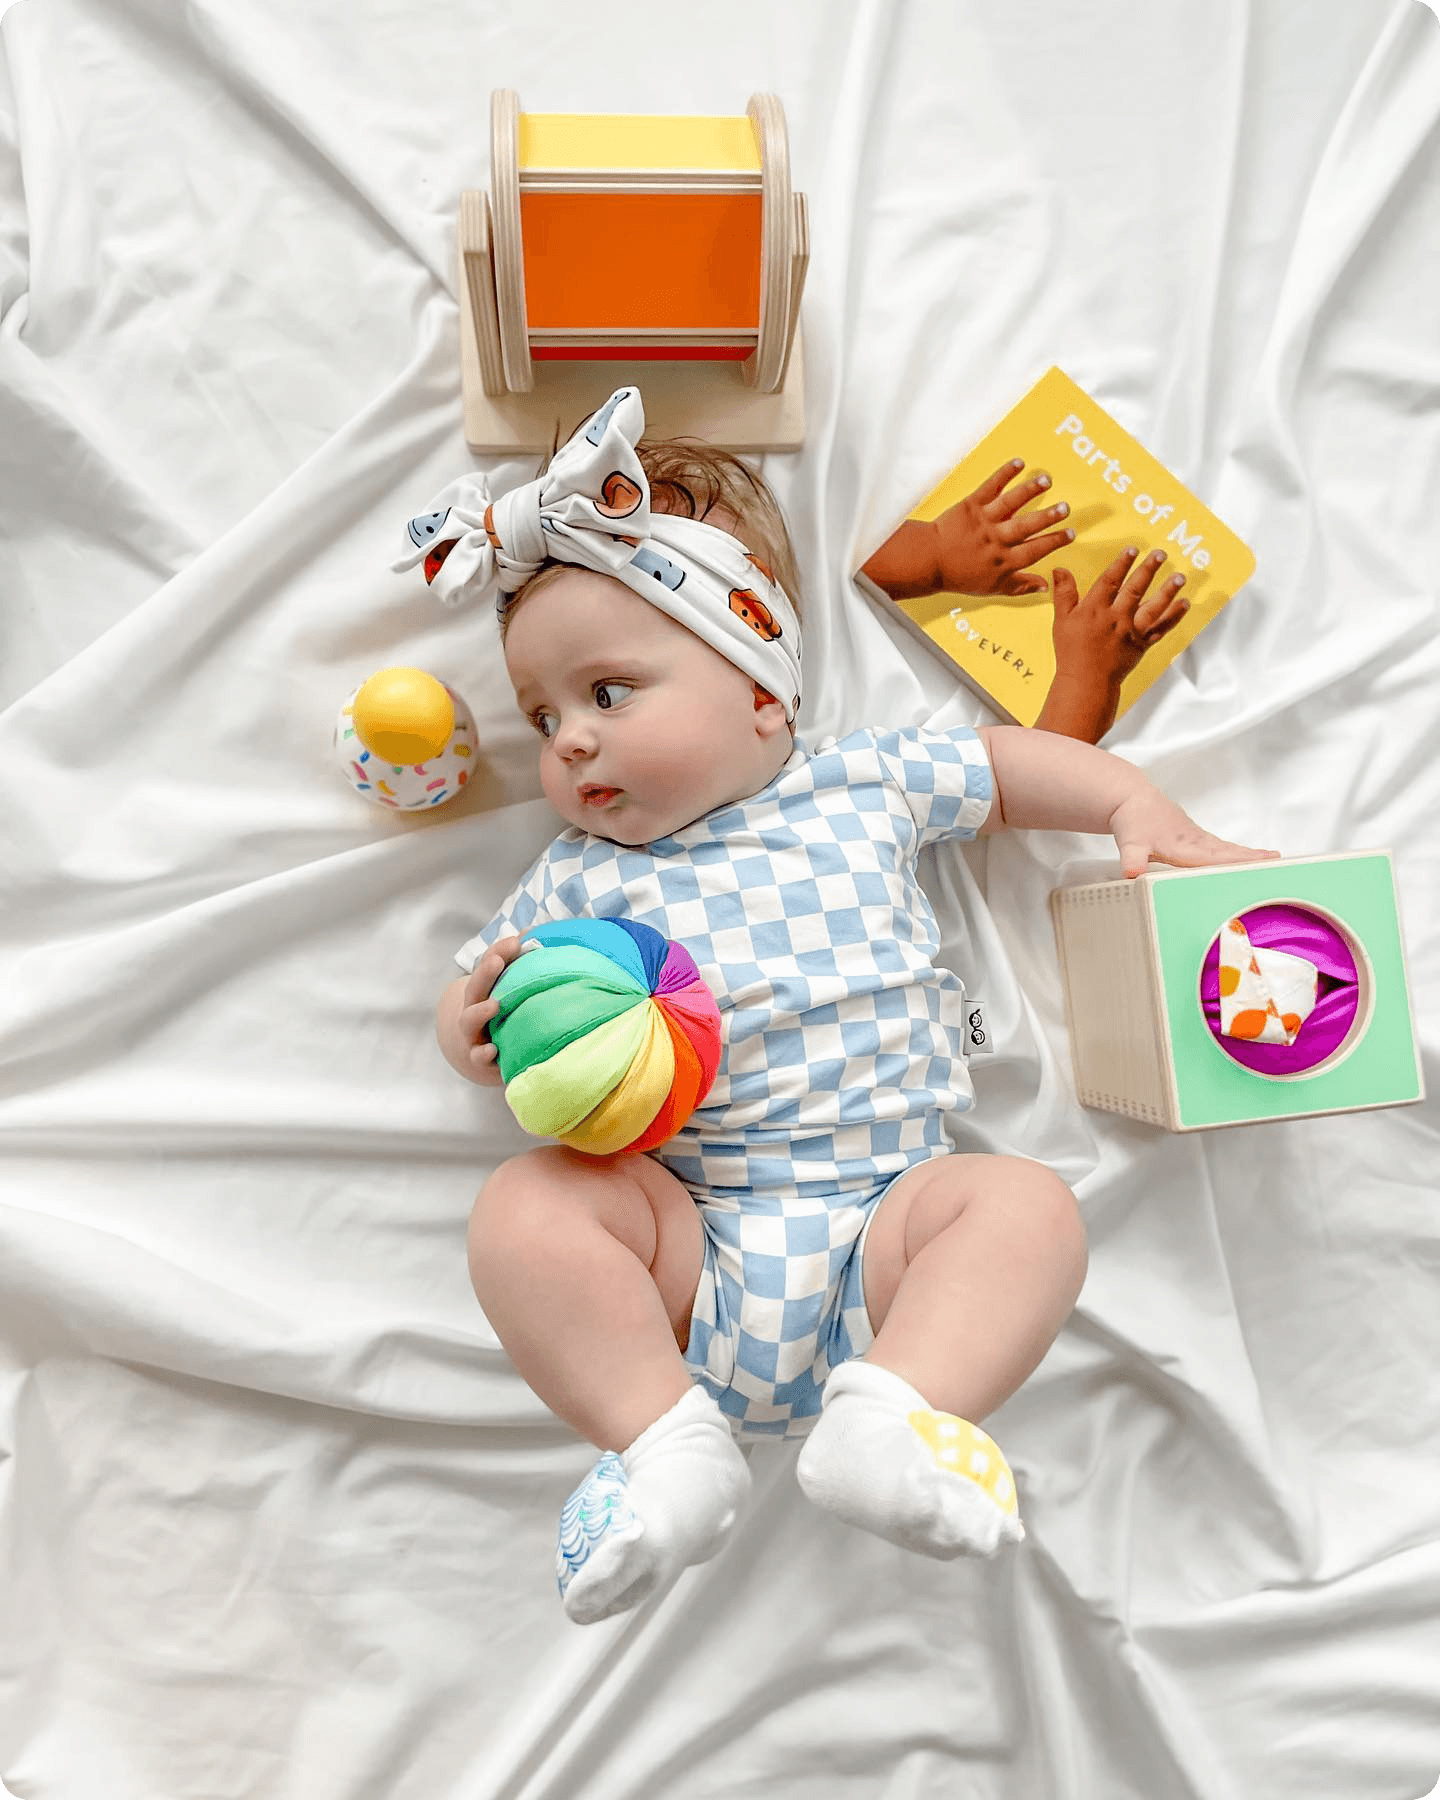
[436,937,526,1086]
[976,725,1277,878]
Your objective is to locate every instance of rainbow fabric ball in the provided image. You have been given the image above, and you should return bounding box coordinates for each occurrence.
[488,919,722,1156]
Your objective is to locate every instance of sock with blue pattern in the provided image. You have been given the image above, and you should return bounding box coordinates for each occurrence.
[557,1384,751,1626]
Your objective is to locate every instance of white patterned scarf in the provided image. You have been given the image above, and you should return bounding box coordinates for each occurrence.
[392,386,802,719]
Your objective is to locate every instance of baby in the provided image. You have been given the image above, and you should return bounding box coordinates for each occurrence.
[406,387,1273,1628]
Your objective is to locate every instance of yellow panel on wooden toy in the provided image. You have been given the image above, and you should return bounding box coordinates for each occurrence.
[518,113,761,178]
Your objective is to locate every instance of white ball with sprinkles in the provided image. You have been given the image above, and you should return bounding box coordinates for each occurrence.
[334,666,477,811]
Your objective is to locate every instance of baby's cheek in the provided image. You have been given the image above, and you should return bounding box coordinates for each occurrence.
[644,740,707,796]
[538,756,580,821]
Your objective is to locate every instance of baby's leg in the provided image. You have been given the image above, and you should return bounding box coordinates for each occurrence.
[469,1146,749,1623]
[797,1154,1086,1558]
[469,1144,703,1450]
[858,1152,1088,1422]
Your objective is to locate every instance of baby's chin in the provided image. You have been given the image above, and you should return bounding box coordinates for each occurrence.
[572,796,709,845]
[565,758,790,844]
[589,814,698,847]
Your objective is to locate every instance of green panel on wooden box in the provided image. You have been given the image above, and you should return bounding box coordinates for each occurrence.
[1149,854,1421,1129]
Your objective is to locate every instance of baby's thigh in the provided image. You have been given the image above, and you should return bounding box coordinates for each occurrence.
[860,1152,1083,1334]
[624,1153,707,1349]
[471,1145,704,1348]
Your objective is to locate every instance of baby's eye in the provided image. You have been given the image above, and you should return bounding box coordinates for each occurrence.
[530,710,557,739]
[593,681,634,711]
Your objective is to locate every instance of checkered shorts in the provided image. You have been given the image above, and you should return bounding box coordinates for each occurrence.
[680,1147,947,1440]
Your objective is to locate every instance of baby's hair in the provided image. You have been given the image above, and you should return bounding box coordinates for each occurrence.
[498,434,803,645]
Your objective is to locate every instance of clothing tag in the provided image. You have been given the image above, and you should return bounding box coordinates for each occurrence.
[964,998,993,1055]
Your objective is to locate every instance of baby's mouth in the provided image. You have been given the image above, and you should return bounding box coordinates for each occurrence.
[579,784,621,808]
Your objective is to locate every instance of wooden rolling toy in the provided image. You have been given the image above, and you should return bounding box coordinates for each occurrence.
[1050,852,1423,1131]
[458,91,808,453]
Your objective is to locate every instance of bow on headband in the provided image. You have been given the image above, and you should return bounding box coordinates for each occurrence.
[391,387,803,720]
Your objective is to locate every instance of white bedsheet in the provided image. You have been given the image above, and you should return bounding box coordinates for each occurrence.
[3,2,1438,1795]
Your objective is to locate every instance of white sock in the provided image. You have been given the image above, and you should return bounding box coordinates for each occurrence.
[557,1384,751,1626]
[795,1357,1024,1559]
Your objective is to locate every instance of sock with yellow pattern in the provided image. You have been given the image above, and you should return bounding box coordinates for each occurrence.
[795,1356,1024,1558]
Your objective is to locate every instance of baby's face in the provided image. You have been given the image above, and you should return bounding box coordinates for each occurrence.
[504,568,792,845]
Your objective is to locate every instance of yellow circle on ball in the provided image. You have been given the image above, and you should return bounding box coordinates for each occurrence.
[352,667,455,765]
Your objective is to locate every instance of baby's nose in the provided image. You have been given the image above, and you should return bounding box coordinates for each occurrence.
[554,717,596,759]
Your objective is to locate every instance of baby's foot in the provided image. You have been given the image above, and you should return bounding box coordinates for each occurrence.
[557,1385,751,1626]
[556,1453,649,1623]
[795,1357,1024,1559]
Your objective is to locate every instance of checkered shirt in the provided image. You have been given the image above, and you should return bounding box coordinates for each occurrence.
[456,723,993,1199]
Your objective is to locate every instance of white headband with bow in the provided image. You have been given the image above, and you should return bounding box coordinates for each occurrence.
[391,387,803,720]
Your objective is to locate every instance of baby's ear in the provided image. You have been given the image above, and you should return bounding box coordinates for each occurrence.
[751,682,791,737]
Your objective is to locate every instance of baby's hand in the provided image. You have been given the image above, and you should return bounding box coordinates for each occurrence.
[1051,547,1189,689]
[933,460,1074,597]
[1108,791,1279,881]
[458,936,526,1087]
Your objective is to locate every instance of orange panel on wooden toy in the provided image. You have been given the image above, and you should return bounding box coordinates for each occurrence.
[520,192,762,334]
[534,345,754,361]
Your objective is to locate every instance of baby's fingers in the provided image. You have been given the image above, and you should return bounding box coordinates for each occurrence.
[969,458,1027,506]
[460,995,501,1045]
[1115,836,1156,881]
[1151,833,1282,869]
[1134,575,1188,641]
[1192,838,1282,866]
[1009,526,1075,569]
[467,1039,506,1089]
[1086,546,1139,606]
[1114,548,1170,619]
[993,473,1054,522]
[463,959,499,1007]
[463,935,525,1005]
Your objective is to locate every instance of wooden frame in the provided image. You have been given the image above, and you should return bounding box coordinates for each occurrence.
[458,90,808,453]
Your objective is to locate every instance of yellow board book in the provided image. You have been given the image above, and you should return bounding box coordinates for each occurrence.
[854,366,1254,728]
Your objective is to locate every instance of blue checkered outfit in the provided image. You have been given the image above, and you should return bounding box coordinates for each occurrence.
[457,724,993,1439]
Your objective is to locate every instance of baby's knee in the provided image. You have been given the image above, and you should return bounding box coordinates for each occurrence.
[469,1144,654,1264]
[992,1156,1087,1287]
[476,1144,586,1202]
[467,1148,579,1299]
[1024,1161,1088,1292]
[472,1145,585,1239]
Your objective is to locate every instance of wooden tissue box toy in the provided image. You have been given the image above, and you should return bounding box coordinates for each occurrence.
[1050,851,1423,1131]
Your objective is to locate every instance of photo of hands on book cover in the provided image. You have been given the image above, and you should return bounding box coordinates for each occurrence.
[854,366,1254,745]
